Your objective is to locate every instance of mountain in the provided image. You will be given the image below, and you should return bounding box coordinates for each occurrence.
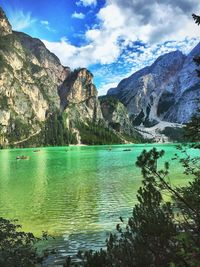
[99,96,142,142]
[0,8,101,146]
[1,6,198,146]
[0,7,138,147]
[107,44,200,125]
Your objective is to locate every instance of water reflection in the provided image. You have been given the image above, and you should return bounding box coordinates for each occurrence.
[0,144,195,263]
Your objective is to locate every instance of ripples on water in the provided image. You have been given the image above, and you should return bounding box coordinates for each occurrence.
[0,144,196,265]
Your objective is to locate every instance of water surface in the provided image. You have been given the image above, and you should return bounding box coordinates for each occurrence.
[0,144,197,265]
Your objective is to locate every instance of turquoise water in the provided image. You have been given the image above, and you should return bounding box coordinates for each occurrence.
[0,144,197,264]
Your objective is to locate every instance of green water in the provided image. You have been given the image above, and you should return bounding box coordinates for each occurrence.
[0,144,198,264]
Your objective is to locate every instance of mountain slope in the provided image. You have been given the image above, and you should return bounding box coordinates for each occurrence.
[108,44,200,125]
[0,7,137,146]
[0,8,104,146]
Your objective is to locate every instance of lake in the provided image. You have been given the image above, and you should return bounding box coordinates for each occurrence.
[0,144,197,265]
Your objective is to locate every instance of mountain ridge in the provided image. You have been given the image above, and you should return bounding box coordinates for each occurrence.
[0,7,199,146]
[0,7,140,146]
[107,43,200,125]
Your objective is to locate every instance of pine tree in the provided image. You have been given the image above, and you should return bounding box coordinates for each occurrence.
[184,108,200,142]
[193,14,200,77]
[192,13,200,25]
[183,14,200,142]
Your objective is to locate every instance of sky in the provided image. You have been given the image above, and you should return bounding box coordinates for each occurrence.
[0,0,200,95]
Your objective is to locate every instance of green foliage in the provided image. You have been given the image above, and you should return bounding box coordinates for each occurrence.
[7,111,77,147]
[0,95,9,110]
[44,110,77,146]
[192,14,200,77]
[192,13,200,26]
[184,14,200,143]
[76,120,122,145]
[0,53,13,73]
[7,118,31,142]
[161,127,185,142]
[99,96,121,108]
[0,34,16,51]
[184,107,200,142]
[0,217,41,267]
[79,145,200,267]
[122,132,145,143]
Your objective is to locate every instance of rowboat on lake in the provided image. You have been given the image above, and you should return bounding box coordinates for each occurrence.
[16,155,30,160]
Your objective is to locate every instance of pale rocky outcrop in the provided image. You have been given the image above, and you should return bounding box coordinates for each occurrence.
[0,8,68,144]
[0,7,12,36]
[0,9,103,145]
[59,68,103,122]
[164,43,200,123]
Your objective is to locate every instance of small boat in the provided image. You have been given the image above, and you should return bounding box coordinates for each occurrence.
[33,150,40,152]
[16,155,30,160]
[123,149,132,152]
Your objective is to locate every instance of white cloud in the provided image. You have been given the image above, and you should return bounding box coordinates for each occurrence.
[43,0,200,94]
[41,20,49,26]
[43,38,93,68]
[43,0,200,70]
[72,12,85,19]
[95,0,200,45]
[40,20,55,32]
[95,37,199,95]
[76,0,97,7]
[8,9,36,31]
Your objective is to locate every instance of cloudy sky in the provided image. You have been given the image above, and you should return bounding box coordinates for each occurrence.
[0,0,200,95]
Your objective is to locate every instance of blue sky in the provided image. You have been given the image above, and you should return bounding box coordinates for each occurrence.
[0,0,199,95]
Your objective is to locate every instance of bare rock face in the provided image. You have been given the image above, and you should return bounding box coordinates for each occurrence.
[164,43,200,123]
[100,96,133,134]
[108,44,200,125]
[15,32,70,86]
[0,9,71,144]
[108,51,186,126]
[0,8,105,146]
[0,7,12,36]
[59,68,103,122]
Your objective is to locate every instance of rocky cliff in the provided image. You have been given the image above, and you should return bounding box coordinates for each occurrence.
[0,8,103,146]
[1,6,197,145]
[0,7,12,36]
[59,68,102,123]
[99,96,133,134]
[108,45,200,125]
[164,43,200,123]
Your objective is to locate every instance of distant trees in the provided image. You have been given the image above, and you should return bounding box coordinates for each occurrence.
[7,118,30,142]
[183,13,200,143]
[184,106,200,142]
[44,110,77,146]
[76,120,122,145]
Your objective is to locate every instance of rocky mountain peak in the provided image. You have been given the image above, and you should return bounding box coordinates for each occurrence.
[58,68,102,123]
[59,68,97,107]
[107,45,199,125]
[150,50,185,74]
[15,31,70,84]
[0,7,12,36]
[188,41,200,58]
